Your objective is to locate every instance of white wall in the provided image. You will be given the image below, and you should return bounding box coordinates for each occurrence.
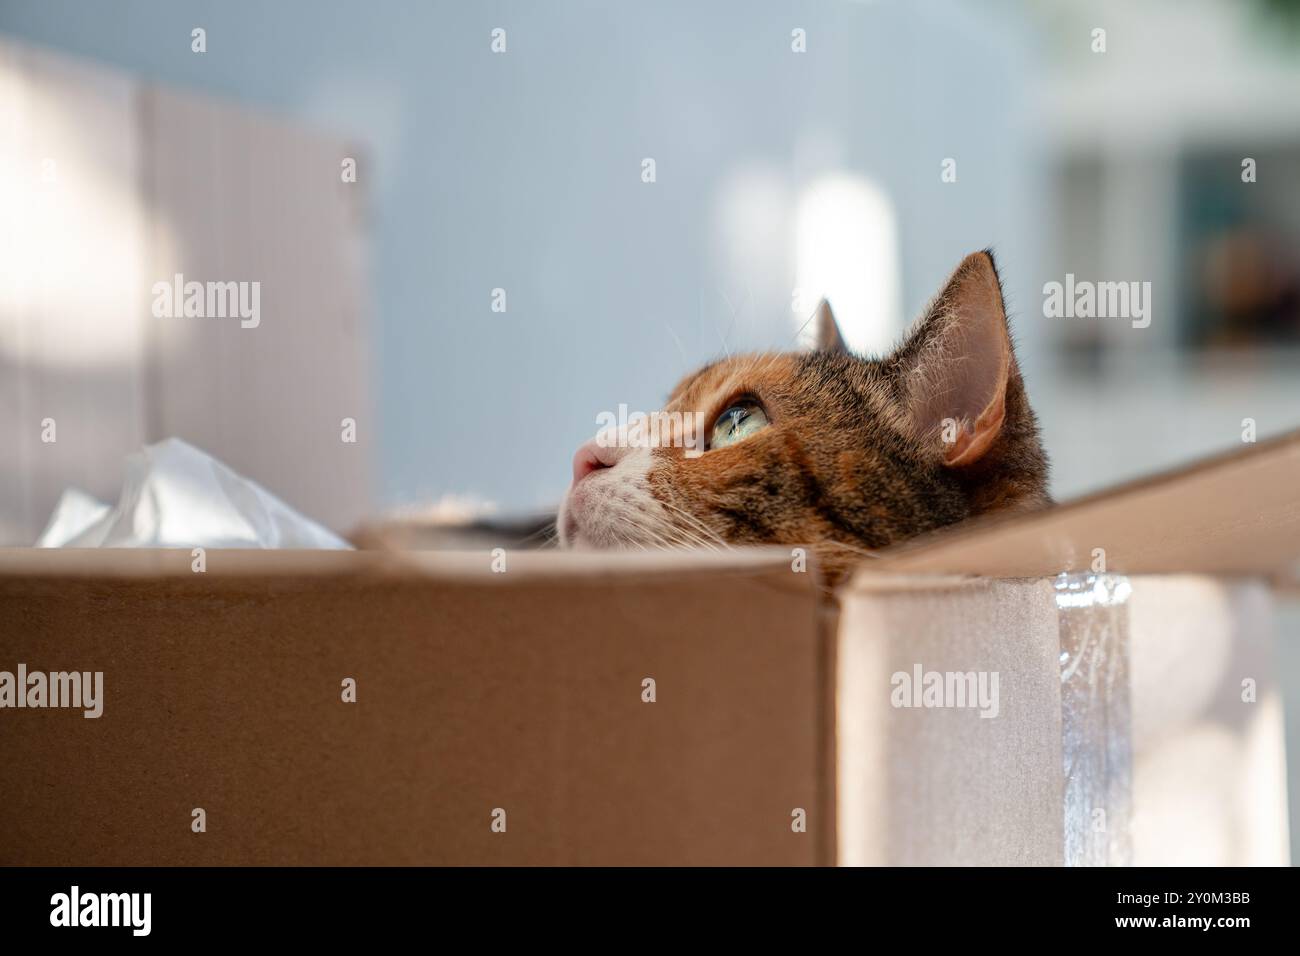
[0,0,1044,515]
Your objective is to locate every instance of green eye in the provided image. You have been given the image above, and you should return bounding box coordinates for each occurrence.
[709,400,770,450]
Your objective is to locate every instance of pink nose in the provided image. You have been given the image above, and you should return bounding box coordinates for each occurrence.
[571,437,626,484]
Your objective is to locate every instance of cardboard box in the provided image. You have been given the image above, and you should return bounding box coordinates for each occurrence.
[1,433,1295,865]
[835,428,1298,866]
[0,550,831,866]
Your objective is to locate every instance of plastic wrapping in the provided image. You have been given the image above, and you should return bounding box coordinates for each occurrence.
[34,438,351,549]
[1055,573,1133,866]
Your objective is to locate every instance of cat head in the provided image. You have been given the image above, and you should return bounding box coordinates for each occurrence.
[557,251,1051,581]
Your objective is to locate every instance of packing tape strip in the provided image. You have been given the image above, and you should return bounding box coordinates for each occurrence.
[1055,573,1134,866]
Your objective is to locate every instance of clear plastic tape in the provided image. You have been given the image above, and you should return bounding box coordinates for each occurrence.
[1055,573,1134,866]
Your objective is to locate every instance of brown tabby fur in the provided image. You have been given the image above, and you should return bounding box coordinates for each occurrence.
[638,251,1052,582]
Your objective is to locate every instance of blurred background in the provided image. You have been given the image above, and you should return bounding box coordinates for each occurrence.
[1,0,1298,856]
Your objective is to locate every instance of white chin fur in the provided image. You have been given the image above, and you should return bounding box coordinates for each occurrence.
[558,447,669,549]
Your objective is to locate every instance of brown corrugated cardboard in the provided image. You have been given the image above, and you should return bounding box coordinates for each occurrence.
[0,550,831,865]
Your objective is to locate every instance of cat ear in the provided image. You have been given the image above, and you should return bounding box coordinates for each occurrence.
[813,298,848,352]
[890,251,1013,468]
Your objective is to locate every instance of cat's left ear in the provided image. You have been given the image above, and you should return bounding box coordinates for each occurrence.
[890,251,1014,468]
[812,298,848,353]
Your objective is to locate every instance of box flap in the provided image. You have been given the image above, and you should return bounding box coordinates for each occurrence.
[859,428,1300,581]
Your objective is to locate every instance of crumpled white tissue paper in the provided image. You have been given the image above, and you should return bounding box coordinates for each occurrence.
[35,437,352,549]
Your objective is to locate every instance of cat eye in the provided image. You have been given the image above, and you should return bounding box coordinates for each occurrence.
[709,399,770,450]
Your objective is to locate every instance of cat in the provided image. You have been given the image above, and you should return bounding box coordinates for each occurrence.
[557,251,1051,582]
